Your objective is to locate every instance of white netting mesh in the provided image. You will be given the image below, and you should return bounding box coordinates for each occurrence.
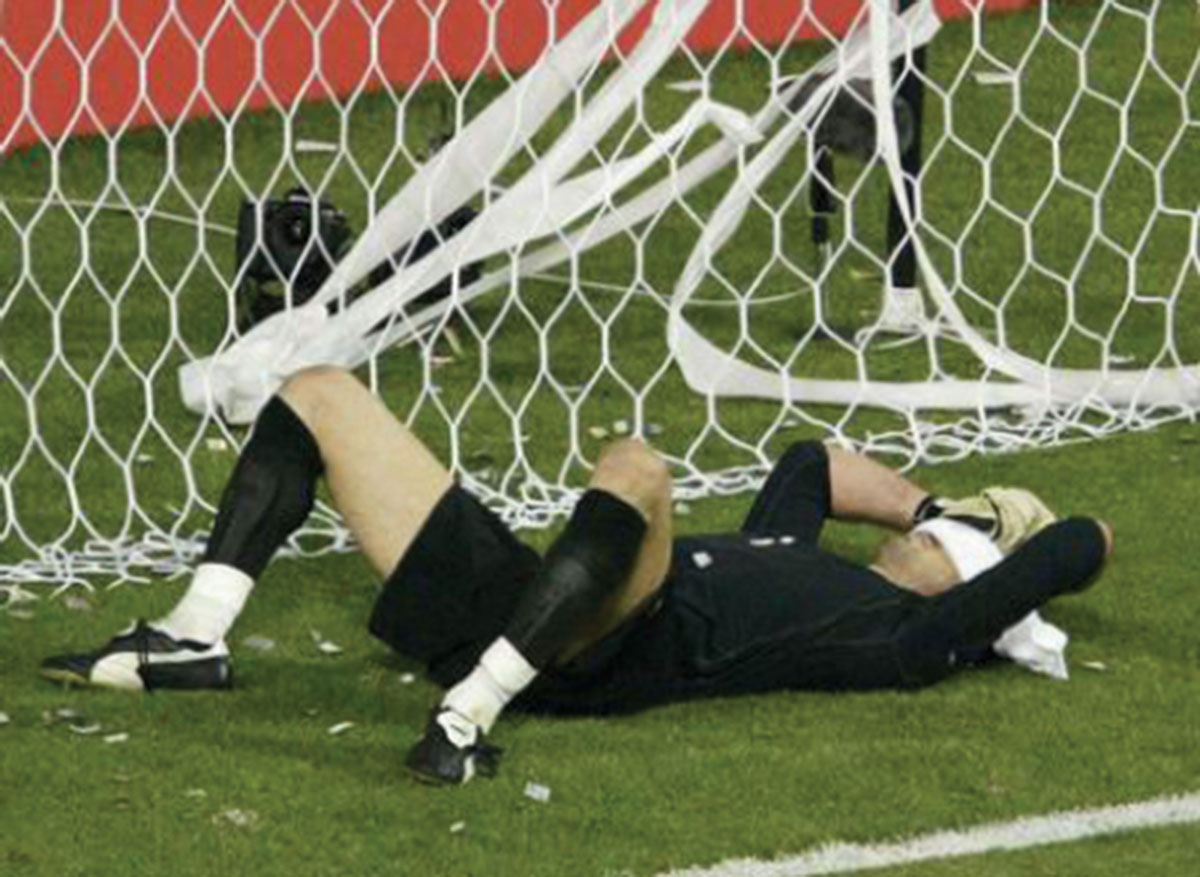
[2,0,1198,596]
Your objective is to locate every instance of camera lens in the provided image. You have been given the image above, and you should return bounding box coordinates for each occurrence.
[286,215,309,245]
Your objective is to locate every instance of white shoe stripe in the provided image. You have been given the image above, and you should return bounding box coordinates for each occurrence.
[89,653,147,690]
[88,639,228,688]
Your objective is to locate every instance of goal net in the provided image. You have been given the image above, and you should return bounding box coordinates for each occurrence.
[2,0,1197,594]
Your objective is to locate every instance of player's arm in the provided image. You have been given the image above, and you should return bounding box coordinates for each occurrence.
[928,516,1112,648]
[824,443,932,531]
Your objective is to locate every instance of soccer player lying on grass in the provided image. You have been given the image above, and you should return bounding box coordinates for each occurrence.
[42,367,1113,786]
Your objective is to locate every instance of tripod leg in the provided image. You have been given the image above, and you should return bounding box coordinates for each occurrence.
[811,147,836,333]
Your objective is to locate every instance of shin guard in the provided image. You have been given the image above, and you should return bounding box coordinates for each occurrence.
[203,397,324,579]
[503,489,647,669]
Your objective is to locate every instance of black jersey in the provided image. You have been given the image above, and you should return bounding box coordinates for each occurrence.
[516,443,1106,715]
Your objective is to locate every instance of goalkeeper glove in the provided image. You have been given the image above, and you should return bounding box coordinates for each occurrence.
[914,487,1057,554]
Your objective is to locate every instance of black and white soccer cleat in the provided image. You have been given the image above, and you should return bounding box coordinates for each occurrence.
[404,707,502,786]
[40,620,232,692]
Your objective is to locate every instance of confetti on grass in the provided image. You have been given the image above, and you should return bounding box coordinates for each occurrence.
[62,594,92,612]
[0,712,10,726]
[242,635,277,653]
[310,629,343,655]
[295,139,338,153]
[450,821,467,834]
[523,782,552,803]
[103,732,129,744]
[973,69,1018,86]
[212,809,260,829]
[327,721,356,736]
[1082,661,1108,672]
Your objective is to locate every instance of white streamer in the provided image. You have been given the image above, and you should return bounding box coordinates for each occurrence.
[176,0,1199,426]
[180,0,721,423]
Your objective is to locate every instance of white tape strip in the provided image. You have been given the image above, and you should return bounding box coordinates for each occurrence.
[178,0,1200,425]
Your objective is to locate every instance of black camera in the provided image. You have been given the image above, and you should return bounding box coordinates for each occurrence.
[234,188,354,331]
[234,188,483,334]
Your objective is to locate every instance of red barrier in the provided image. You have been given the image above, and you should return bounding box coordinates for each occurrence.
[0,1,1033,152]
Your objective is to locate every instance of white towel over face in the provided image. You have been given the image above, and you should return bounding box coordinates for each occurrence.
[913,519,1070,681]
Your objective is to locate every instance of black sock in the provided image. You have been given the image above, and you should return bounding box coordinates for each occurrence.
[203,396,324,579]
[502,489,647,669]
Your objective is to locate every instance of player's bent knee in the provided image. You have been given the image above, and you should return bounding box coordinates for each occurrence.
[590,440,670,518]
[278,366,361,426]
[280,365,355,400]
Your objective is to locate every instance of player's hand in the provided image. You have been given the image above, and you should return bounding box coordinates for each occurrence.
[937,487,1057,554]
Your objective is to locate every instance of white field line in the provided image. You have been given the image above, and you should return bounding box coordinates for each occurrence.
[660,792,1200,877]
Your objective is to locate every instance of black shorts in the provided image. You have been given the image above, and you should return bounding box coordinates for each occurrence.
[368,484,541,687]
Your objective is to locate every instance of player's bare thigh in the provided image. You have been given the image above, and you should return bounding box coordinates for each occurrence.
[279,366,453,579]
[559,439,674,662]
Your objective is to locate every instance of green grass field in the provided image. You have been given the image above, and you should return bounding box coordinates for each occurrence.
[2,1,1199,874]
[2,426,1200,875]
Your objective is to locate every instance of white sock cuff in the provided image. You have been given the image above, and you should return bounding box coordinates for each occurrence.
[191,562,255,606]
[479,637,538,696]
[159,562,255,644]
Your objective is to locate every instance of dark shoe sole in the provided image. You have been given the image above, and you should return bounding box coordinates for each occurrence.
[39,659,232,691]
[39,666,93,688]
[405,763,458,787]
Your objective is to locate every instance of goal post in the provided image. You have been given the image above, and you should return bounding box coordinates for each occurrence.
[1,0,1198,595]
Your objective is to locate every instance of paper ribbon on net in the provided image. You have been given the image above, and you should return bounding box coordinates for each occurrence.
[179,0,1200,426]
[181,0,718,422]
